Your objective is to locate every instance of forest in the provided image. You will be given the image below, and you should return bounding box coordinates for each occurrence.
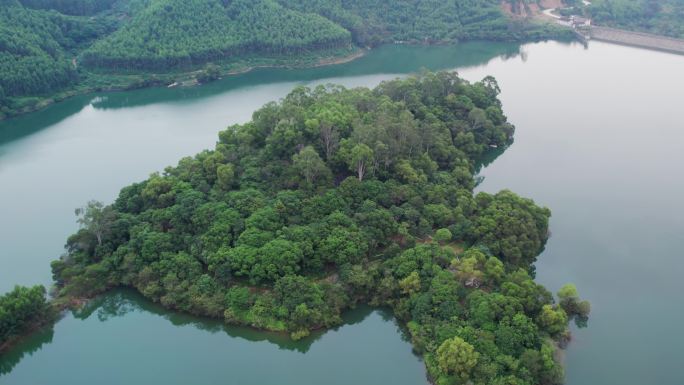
[578,0,684,38]
[276,0,566,46]
[49,71,589,385]
[0,285,53,352]
[0,0,571,120]
[0,0,110,97]
[79,0,353,70]
[18,0,120,15]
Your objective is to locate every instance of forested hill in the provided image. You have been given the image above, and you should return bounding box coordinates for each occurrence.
[80,0,353,70]
[17,0,120,15]
[585,0,684,39]
[0,0,571,119]
[52,72,589,385]
[276,0,559,46]
[0,0,111,97]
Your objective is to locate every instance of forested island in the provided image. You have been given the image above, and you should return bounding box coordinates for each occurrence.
[0,0,572,120]
[33,71,590,385]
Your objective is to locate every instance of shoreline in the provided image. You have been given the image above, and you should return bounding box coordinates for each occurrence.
[0,28,574,123]
[0,32,565,123]
[536,2,684,56]
[226,49,367,76]
[0,296,87,355]
[0,49,368,123]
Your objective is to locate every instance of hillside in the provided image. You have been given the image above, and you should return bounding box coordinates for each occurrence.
[0,0,110,98]
[587,0,684,38]
[558,0,684,39]
[17,0,120,15]
[80,0,353,70]
[280,0,563,45]
[0,0,571,119]
[79,0,564,71]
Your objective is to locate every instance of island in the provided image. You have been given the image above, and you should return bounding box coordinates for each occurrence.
[31,71,591,385]
[0,0,572,120]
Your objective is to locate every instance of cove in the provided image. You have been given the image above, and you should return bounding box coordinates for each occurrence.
[0,290,428,385]
[1,40,684,385]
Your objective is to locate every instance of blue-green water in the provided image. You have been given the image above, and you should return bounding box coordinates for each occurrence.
[2,41,684,385]
[1,290,427,385]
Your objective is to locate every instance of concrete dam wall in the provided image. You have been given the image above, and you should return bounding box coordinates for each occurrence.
[591,26,684,55]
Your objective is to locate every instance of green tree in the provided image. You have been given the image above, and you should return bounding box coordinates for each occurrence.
[316,226,367,265]
[75,200,115,247]
[484,257,505,283]
[557,283,579,312]
[434,228,452,245]
[399,271,421,295]
[197,63,221,83]
[225,286,251,310]
[495,314,539,356]
[342,142,373,181]
[468,190,551,267]
[436,336,479,381]
[255,239,303,282]
[292,146,329,185]
[557,283,591,323]
[216,163,235,191]
[0,285,51,345]
[538,304,568,336]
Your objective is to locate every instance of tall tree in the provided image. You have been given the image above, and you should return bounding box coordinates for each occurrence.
[292,146,329,185]
[75,200,115,247]
[343,143,373,181]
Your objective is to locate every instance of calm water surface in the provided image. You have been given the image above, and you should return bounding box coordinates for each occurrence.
[1,290,426,385]
[1,41,683,385]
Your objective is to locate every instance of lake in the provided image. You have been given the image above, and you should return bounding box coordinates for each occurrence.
[1,41,683,385]
[0,289,427,385]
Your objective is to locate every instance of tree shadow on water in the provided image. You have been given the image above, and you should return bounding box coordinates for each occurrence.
[0,289,417,377]
[0,324,55,376]
[71,289,389,354]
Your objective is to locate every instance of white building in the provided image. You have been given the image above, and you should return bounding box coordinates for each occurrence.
[570,15,592,28]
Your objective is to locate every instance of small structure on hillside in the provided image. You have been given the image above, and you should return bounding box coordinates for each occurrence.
[570,15,591,28]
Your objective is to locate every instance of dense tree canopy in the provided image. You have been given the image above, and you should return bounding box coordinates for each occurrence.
[570,0,684,38]
[0,0,119,111]
[18,0,120,15]
[0,285,52,349]
[80,0,353,70]
[0,0,98,98]
[436,336,479,381]
[51,71,588,385]
[1,0,571,118]
[280,0,565,46]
